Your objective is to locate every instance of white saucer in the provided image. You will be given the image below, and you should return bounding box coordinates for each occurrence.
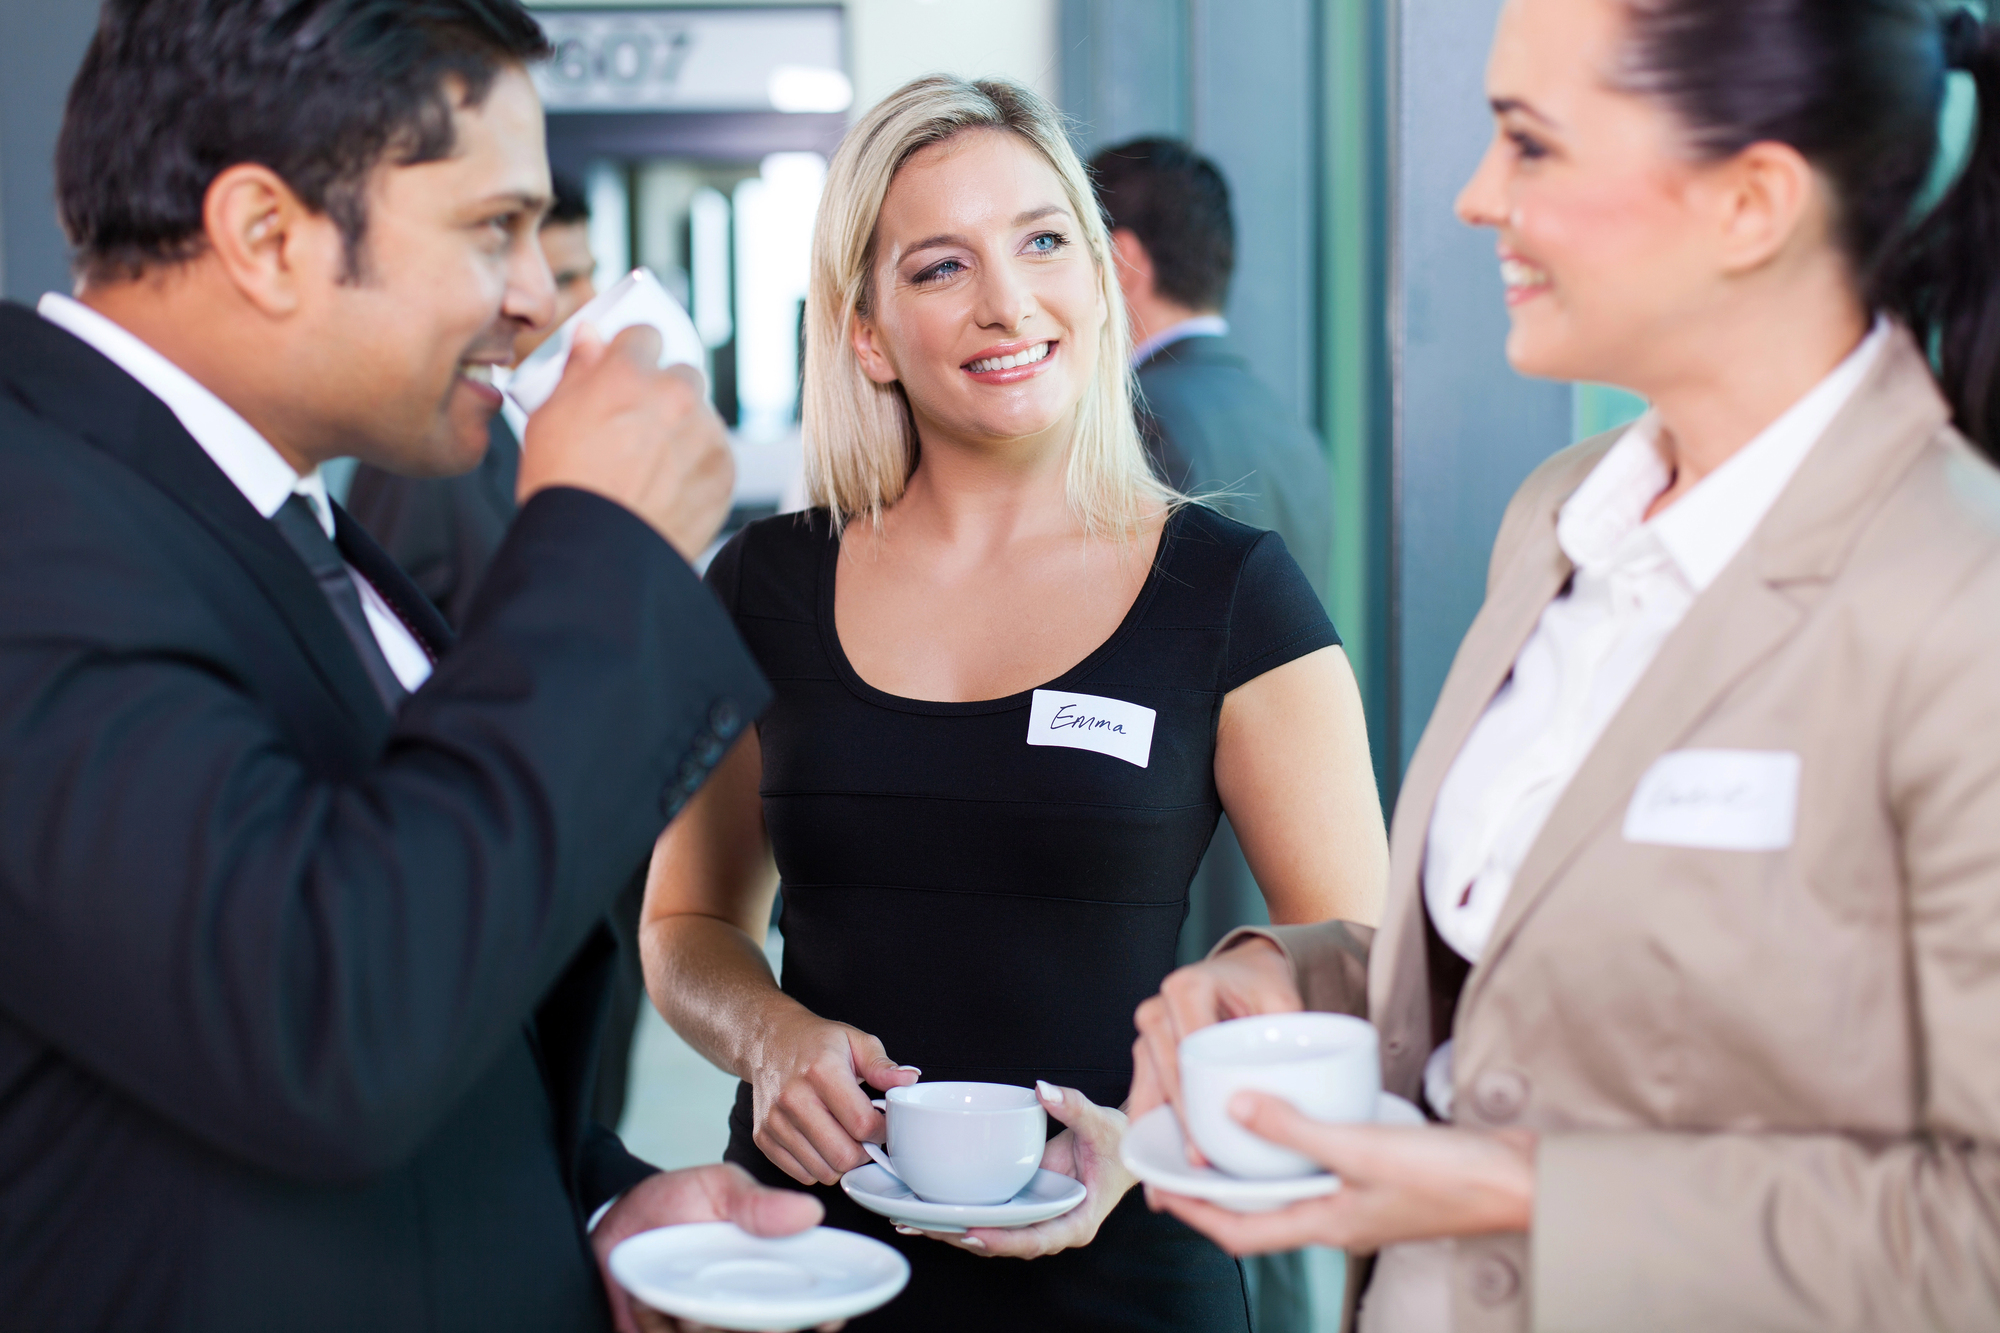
[1121,1093,1426,1213]
[840,1164,1087,1233]
[608,1222,909,1332]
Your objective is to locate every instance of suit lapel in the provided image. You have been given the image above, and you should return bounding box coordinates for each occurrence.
[335,503,455,662]
[1460,329,1952,1011]
[1370,455,1589,1087]
[0,303,388,732]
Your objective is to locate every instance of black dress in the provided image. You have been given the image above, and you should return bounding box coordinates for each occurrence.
[706,503,1340,1332]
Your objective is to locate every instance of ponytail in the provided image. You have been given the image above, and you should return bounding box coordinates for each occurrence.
[1879,10,2000,461]
[1613,1,2000,462]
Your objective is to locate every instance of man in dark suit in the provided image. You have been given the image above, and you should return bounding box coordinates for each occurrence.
[1091,138,1332,605]
[0,3,820,1331]
[344,177,654,1133]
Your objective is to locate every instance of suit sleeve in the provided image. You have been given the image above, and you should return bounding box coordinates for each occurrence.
[1209,922,1374,1018]
[1530,552,2000,1332]
[0,482,768,1185]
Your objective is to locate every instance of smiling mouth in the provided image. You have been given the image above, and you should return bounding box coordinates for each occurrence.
[1501,258,1551,297]
[965,341,1053,374]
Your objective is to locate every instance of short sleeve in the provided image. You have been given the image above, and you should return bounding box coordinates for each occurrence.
[702,525,749,619]
[1222,529,1341,692]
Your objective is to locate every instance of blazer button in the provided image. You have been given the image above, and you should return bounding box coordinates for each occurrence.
[1471,1069,1529,1123]
[679,755,708,786]
[709,700,742,740]
[696,731,726,765]
[1470,1254,1520,1306]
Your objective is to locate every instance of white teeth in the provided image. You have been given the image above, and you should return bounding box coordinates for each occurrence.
[967,341,1051,374]
[460,363,496,385]
[1500,259,1550,290]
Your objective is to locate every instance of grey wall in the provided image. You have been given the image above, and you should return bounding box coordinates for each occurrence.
[1060,0,1320,427]
[0,0,98,302]
[1390,0,1570,769]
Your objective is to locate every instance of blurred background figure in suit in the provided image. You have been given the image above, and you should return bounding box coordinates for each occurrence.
[346,174,595,631]
[1091,138,1332,607]
[1092,139,1337,974]
[346,176,653,1134]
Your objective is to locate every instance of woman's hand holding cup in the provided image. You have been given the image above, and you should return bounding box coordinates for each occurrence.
[1129,937,1305,1161]
[750,1010,920,1187]
[898,1081,1137,1260]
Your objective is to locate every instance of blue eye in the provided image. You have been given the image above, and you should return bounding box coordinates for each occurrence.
[914,258,965,284]
[1029,231,1068,254]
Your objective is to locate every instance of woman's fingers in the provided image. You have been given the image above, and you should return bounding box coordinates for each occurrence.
[1150,1190,1346,1256]
[847,1030,921,1098]
[759,1104,852,1186]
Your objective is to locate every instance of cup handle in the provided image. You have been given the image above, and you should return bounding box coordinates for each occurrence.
[862,1140,894,1172]
[871,1098,887,1111]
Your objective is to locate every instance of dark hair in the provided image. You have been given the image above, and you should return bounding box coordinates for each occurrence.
[544,173,590,229]
[1614,1,2000,459]
[1088,137,1234,312]
[57,0,551,283]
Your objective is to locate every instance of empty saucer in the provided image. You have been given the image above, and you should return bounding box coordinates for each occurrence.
[840,1164,1087,1233]
[1121,1093,1425,1213]
[608,1222,909,1332]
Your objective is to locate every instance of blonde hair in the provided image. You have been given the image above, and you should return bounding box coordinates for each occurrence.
[802,75,1177,538]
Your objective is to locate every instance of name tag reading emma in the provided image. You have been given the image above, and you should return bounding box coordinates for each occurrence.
[1622,749,1801,851]
[1027,689,1157,768]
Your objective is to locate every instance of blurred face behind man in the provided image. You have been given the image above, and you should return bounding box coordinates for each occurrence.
[81,66,557,481]
[513,218,596,365]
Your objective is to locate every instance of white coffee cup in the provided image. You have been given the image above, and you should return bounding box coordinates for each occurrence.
[1178,1014,1381,1179]
[862,1082,1046,1205]
[506,267,708,417]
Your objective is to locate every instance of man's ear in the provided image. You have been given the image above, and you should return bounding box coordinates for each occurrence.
[201,164,342,316]
[1712,141,1817,277]
[850,309,900,386]
[1109,227,1154,300]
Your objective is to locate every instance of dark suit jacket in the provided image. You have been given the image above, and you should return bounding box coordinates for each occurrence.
[1136,334,1332,603]
[0,303,768,1332]
[346,413,520,630]
[1136,335,1335,967]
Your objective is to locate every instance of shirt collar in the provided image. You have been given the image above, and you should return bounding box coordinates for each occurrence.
[1557,317,1891,591]
[1131,314,1229,369]
[37,292,335,537]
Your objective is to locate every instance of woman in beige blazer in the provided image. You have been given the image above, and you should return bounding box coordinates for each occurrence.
[1128,1,2000,1330]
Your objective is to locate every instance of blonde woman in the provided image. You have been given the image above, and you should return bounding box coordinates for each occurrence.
[639,76,1385,1330]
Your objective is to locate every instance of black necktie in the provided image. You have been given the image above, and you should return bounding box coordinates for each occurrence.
[271,493,409,712]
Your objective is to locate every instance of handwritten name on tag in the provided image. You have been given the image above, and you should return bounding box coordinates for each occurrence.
[1026,689,1157,768]
[1622,749,1800,851]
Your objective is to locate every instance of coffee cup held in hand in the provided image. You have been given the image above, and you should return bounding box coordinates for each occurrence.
[508,267,707,417]
[1178,1014,1380,1179]
[863,1082,1045,1206]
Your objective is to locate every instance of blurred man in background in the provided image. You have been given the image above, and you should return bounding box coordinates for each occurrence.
[346,173,595,631]
[1091,138,1334,964]
[1091,137,1331,604]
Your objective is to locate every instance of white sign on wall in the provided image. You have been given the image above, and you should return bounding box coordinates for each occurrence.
[531,8,848,113]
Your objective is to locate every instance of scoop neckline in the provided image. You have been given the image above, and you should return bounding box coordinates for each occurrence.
[815,507,1184,717]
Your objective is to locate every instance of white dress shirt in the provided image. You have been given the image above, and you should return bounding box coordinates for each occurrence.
[1130,313,1229,369]
[38,293,434,694]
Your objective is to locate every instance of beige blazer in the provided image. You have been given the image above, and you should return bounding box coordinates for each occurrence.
[1237,327,2000,1332]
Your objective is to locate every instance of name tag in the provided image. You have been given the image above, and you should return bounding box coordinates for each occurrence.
[1026,689,1156,768]
[1622,749,1800,851]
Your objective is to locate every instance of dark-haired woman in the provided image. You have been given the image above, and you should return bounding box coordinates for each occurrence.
[1127,1,2000,1329]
